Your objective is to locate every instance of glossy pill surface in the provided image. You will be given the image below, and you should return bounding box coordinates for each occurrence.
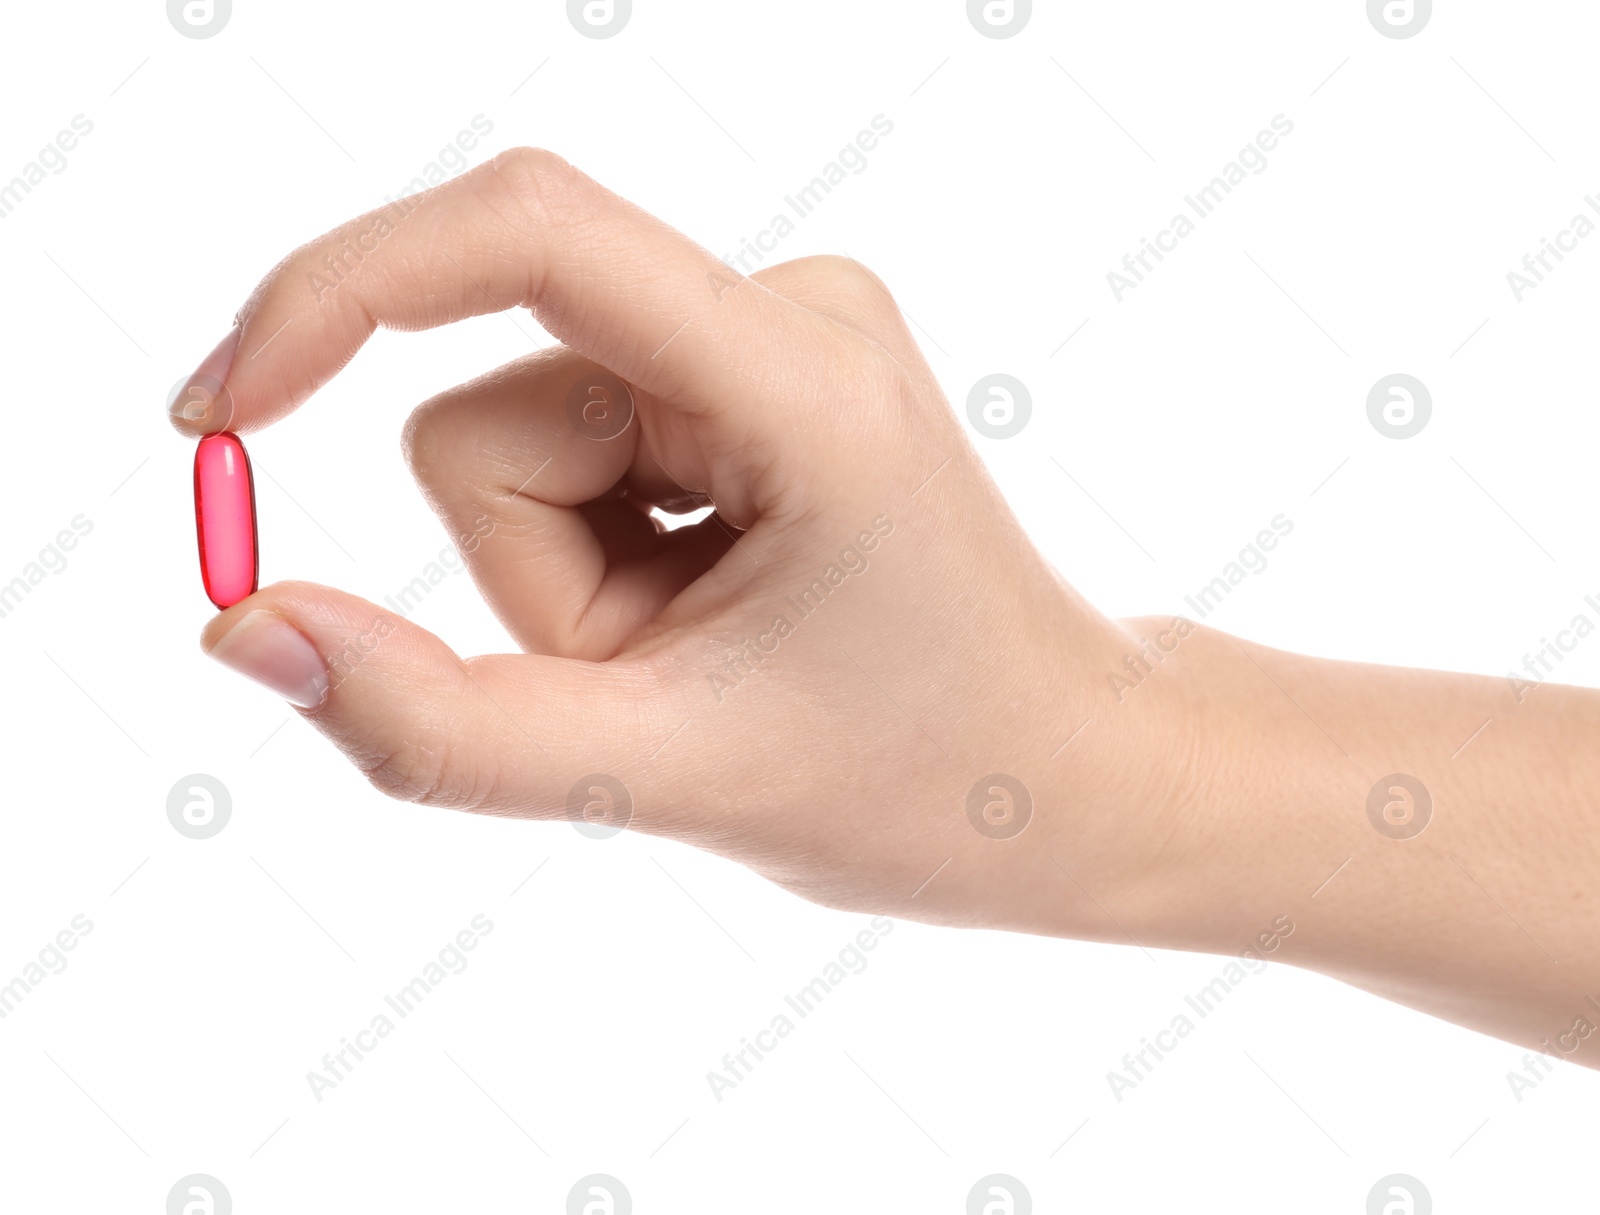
[194,432,258,609]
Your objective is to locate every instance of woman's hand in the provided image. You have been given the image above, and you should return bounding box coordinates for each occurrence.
[180,149,1176,940]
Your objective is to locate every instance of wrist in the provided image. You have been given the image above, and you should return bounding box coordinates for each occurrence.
[1025,616,1317,958]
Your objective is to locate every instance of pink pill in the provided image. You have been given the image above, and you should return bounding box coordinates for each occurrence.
[194,432,259,609]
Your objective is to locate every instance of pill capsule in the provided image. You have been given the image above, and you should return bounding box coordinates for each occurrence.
[194,432,259,609]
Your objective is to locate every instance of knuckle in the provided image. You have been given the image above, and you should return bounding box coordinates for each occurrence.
[856,342,915,408]
[486,146,581,221]
[800,330,917,430]
[356,734,483,811]
[400,391,459,486]
[403,356,545,487]
[400,398,441,480]
[808,254,898,312]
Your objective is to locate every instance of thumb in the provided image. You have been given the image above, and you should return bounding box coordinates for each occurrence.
[200,581,675,826]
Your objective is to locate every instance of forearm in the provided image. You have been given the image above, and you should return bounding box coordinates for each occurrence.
[1093,618,1600,1064]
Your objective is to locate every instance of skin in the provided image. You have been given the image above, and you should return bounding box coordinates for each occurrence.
[179,148,1600,1070]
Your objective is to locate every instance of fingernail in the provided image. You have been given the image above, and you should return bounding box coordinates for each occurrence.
[206,610,329,709]
[169,324,240,433]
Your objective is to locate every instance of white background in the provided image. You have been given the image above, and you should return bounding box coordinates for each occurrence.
[1,0,1596,1210]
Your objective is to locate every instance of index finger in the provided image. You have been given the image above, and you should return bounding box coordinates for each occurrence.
[170,147,808,445]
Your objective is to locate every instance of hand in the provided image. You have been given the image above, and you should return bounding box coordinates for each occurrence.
[181,149,1169,937]
[180,149,1600,1065]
